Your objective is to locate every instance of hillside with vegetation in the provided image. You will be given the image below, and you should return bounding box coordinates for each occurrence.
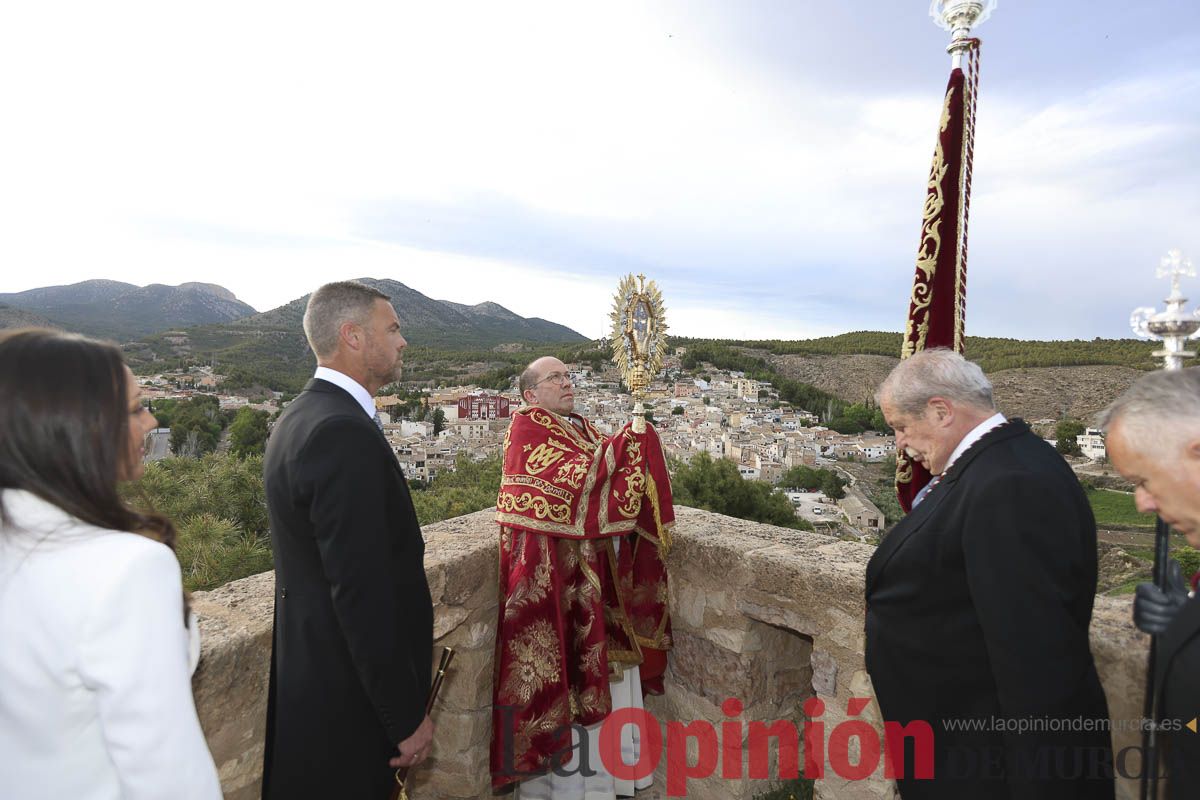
[0,280,257,340]
[0,303,55,330]
[724,331,1158,371]
[125,278,591,392]
[672,333,1156,424]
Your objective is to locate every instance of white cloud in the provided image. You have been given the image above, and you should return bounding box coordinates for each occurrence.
[0,2,1196,341]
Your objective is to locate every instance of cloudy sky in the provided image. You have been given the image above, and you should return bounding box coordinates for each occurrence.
[1,1,1197,340]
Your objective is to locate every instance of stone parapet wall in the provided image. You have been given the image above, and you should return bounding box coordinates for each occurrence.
[191,507,1148,800]
[190,509,501,800]
[649,509,885,800]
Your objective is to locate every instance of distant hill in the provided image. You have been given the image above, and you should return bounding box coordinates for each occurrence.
[0,280,257,341]
[0,303,56,330]
[726,331,1159,372]
[678,332,1159,425]
[235,279,582,345]
[759,351,1142,424]
[127,278,589,391]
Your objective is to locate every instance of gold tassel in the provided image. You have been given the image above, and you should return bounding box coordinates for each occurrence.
[644,470,672,557]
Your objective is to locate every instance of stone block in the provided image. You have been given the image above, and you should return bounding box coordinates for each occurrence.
[670,630,769,707]
[811,649,839,697]
[429,707,491,756]
[433,603,470,639]
[675,581,709,629]
[426,566,447,605]
[434,644,495,713]
[704,626,753,652]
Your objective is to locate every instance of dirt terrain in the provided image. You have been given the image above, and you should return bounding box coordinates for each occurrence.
[988,365,1143,424]
[750,349,1142,423]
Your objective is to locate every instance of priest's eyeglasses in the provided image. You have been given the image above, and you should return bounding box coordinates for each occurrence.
[534,371,572,388]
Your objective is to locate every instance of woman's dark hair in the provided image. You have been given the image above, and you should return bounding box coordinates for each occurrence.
[0,328,184,616]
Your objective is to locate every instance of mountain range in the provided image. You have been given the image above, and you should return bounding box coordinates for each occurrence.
[0,277,585,347]
[235,279,582,345]
[0,280,257,341]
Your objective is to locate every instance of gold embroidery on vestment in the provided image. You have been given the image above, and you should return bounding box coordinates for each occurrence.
[525,442,566,475]
[496,492,571,523]
[502,618,562,705]
[501,473,572,503]
[554,454,590,490]
[614,465,645,518]
[514,696,569,771]
[504,537,553,621]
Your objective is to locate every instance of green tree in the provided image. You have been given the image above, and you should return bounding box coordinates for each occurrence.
[820,471,847,500]
[411,454,502,525]
[171,513,273,592]
[128,453,269,539]
[781,466,823,491]
[1055,419,1086,456]
[779,465,846,500]
[671,453,812,530]
[149,397,180,429]
[827,402,876,435]
[229,407,270,457]
[168,396,224,457]
[431,407,447,436]
[123,453,272,590]
[671,406,685,416]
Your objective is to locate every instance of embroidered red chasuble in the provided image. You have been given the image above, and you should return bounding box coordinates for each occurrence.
[490,406,673,788]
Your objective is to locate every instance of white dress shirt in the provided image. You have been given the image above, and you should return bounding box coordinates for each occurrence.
[314,366,377,420]
[944,412,1007,474]
[0,490,222,800]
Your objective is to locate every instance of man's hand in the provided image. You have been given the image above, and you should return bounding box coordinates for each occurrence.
[390,714,434,769]
[1134,558,1191,635]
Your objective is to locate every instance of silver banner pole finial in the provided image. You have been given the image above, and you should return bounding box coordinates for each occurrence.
[930,0,997,67]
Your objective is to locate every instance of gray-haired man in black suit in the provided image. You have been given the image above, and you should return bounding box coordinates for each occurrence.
[866,348,1113,799]
[262,281,433,799]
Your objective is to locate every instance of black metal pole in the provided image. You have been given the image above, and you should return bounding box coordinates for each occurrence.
[1141,516,1171,800]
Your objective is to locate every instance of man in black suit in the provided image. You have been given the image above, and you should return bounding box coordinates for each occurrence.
[1102,368,1200,800]
[262,281,433,799]
[866,348,1113,799]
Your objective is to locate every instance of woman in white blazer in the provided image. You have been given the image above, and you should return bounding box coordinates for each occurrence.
[0,328,222,800]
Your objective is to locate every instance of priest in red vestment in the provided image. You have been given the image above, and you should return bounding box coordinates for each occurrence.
[491,356,673,798]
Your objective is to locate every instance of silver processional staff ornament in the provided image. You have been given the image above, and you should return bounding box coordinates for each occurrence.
[930,0,997,63]
[1131,249,1200,371]
[610,274,667,434]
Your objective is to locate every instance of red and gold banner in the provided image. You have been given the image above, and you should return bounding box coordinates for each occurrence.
[897,41,981,511]
[491,407,673,788]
